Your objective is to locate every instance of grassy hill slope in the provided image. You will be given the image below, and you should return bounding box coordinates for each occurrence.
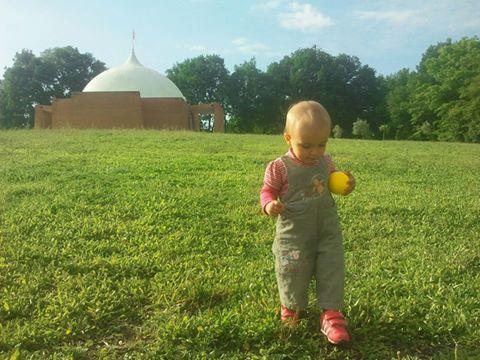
[1,130,479,359]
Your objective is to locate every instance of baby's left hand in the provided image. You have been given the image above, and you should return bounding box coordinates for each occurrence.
[343,171,356,195]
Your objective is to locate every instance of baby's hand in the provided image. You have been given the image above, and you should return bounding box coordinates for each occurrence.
[344,171,356,195]
[265,200,285,216]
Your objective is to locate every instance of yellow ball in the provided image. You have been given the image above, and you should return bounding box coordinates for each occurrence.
[328,171,350,195]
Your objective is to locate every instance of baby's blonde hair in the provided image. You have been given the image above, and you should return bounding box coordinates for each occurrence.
[285,100,331,133]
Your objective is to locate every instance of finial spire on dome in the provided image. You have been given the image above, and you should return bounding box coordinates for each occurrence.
[132,29,135,51]
[125,30,142,67]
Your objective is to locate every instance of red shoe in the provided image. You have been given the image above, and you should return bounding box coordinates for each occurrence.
[320,310,350,344]
[281,304,300,327]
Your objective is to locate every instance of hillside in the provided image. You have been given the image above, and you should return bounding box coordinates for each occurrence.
[1,130,479,359]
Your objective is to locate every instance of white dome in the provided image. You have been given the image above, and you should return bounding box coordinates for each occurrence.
[83,49,185,99]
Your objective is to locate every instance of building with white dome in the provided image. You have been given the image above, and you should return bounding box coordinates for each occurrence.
[34,47,224,131]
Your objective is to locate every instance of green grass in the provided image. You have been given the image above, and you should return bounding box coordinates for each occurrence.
[0,129,479,359]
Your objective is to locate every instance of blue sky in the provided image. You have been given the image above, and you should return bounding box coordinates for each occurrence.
[1,0,479,78]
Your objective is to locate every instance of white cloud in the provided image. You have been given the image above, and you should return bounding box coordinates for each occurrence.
[356,10,421,25]
[278,2,334,31]
[232,37,269,54]
[354,1,480,30]
[426,0,480,30]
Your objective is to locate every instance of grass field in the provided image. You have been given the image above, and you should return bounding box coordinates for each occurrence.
[0,130,479,359]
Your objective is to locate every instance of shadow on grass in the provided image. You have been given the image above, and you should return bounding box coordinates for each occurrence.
[177,287,235,316]
[262,306,468,359]
[341,307,462,359]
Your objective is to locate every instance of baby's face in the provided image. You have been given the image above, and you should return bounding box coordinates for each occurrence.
[284,121,330,165]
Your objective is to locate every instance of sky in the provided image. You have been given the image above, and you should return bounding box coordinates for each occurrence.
[1,0,479,79]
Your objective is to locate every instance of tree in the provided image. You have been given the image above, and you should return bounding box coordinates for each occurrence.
[352,118,371,139]
[332,124,343,138]
[166,55,230,132]
[267,48,336,134]
[412,121,435,141]
[166,55,229,107]
[267,47,337,130]
[409,37,480,142]
[267,47,385,137]
[346,62,387,138]
[0,79,4,127]
[226,59,282,133]
[0,47,106,128]
[379,124,389,140]
[454,74,480,142]
[0,50,42,128]
[327,53,360,134]
[385,69,415,139]
[38,46,106,100]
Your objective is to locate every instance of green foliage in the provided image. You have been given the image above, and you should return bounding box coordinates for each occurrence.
[1,130,478,358]
[383,37,480,143]
[166,55,230,132]
[0,47,106,129]
[378,124,389,140]
[412,121,435,141]
[352,118,371,139]
[385,69,415,140]
[456,74,480,142]
[0,50,41,128]
[266,47,386,137]
[39,47,107,100]
[332,124,343,138]
[1,38,479,142]
[226,59,283,133]
[408,37,480,142]
[166,55,230,108]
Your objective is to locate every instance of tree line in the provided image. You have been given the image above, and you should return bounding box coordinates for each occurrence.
[1,37,479,142]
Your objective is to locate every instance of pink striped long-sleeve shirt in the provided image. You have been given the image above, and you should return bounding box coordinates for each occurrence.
[260,149,336,213]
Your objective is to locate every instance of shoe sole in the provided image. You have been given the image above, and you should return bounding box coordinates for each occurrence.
[321,329,349,345]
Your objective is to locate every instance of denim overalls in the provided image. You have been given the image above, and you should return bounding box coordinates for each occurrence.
[273,155,344,310]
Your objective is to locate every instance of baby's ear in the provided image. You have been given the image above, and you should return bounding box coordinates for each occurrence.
[283,133,291,144]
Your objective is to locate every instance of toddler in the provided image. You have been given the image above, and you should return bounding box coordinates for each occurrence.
[260,101,355,345]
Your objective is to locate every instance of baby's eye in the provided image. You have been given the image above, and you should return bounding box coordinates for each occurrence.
[301,144,311,149]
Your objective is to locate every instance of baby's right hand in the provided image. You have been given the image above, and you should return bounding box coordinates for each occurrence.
[265,200,285,216]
